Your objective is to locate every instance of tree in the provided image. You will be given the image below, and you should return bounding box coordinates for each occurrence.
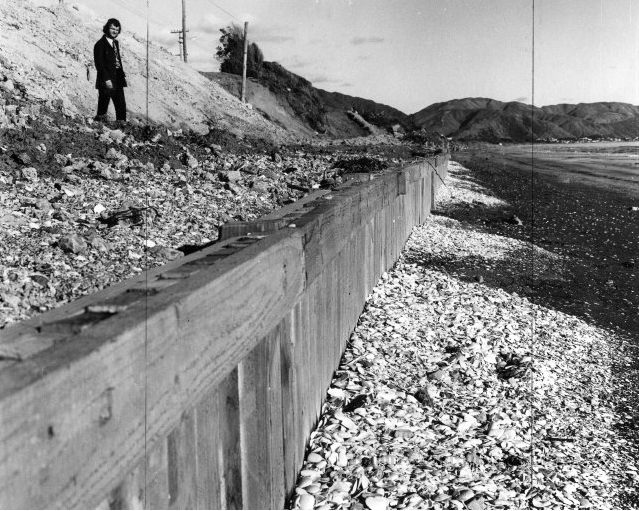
[215,24,263,78]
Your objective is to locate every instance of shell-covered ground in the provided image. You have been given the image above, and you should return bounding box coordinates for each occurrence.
[291,161,639,510]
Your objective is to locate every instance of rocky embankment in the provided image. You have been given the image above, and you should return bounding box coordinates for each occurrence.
[290,162,639,510]
[0,94,421,329]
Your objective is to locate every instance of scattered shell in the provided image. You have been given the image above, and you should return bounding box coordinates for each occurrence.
[298,493,315,510]
[307,452,323,463]
[365,496,389,510]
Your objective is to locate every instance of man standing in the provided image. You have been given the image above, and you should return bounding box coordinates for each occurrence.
[94,18,127,124]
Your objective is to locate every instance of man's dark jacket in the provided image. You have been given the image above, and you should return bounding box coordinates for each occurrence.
[93,36,127,89]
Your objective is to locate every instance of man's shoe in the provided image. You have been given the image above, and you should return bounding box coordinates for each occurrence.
[93,114,108,123]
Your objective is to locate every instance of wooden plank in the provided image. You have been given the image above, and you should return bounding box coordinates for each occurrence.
[239,339,271,510]
[145,436,170,510]
[312,276,324,421]
[297,208,325,285]
[266,327,286,509]
[219,369,243,510]
[336,243,347,354]
[323,259,334,388]
[167,409,197,509]
[262,190,331,219]
[310,278,323,425]
[218,219,289,240]
[293,296,311,472]
[0,231,304,509]
[194,388,223,510]
[354,227,366,329]
[108,461,145,510]
[279,314,298,502]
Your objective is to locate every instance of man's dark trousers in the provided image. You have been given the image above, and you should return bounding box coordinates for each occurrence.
[96,87,126,121]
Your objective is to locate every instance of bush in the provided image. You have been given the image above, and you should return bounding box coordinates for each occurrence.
[216,24,263,78]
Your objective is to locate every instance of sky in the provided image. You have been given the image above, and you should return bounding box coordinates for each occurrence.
[42,0,639,114]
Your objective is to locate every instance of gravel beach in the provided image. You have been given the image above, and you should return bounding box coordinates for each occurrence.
[291,160,639,510]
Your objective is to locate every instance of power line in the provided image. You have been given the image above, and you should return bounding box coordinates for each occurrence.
[110,0,173,28]
[204,0,241,22]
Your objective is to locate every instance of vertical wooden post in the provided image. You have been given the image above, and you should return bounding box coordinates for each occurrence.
[241,21,249,103]
[182,0,188,63]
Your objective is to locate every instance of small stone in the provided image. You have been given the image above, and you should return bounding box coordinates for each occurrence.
[149,245,182,260]
[219,170,242,182]
[105,147,121,160]
[0,79,15,92]
[225,182,243,195]
[21,167,38,181]
[100,168,116,180]
[1,293,21,308]
[30,274,49,287]
[34,198,53,212]
[89,236,109,252]
[186,155,198,168]
[0,213,28,226]
[15,152,31,165]
[109,129,125,143]
[58,234,87,254]
[251,179,270,194]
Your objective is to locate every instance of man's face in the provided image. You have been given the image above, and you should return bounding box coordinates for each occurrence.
[107,24,120,39]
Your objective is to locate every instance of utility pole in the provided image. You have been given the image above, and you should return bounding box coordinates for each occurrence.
[182,0,188,63]
[170,29,187,61]
[241,21,248,103]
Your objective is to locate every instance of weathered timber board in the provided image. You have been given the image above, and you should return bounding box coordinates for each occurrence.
[0,231,304,509]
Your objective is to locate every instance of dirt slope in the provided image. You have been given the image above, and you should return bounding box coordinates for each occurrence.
[203,72,318,139]
[0,0,291,142]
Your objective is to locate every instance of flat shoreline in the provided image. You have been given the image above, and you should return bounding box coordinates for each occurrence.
[477,142,639,199]
[453,146,639,336]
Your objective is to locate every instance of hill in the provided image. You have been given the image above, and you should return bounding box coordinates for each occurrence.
[204,68,410,139]
[315,89,411,136]
[0,0,292,143]
[411,98,639,142]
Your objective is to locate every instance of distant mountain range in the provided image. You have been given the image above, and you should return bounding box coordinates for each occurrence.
[410,98,639,142]
[206,63,638,142]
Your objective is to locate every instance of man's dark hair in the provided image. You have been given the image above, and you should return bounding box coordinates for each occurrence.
[102,18,121,35]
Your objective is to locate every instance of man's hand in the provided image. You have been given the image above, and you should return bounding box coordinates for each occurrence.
[105,80,113,89]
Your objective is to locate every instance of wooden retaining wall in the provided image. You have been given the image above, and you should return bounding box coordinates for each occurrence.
[0,155,448,509]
